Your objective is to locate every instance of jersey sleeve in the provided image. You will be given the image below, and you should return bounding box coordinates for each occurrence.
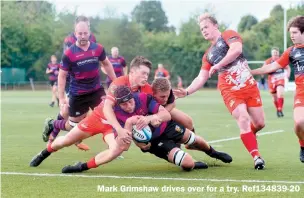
[222,30,243,46]
[200,52,212,71]
[276,47,292,68]
[121,57,127,67]
[98,44,107,61]
[60,52,71,71]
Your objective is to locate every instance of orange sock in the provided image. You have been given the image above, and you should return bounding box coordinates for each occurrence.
[299,140,304,148]
[87,157,97,169]
[240,132,260,158]
[277,98,284,111]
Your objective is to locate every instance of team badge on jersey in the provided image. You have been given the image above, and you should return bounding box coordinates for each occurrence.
[175,125,183,133]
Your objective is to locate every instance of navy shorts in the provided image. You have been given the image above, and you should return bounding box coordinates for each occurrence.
[68,88,105,117]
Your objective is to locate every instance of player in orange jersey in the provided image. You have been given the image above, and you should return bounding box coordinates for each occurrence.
[251,16,304,163]
[174,13,266,170]
[263,47,290,117]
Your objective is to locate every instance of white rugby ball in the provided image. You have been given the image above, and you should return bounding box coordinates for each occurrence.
[132,125,152,143]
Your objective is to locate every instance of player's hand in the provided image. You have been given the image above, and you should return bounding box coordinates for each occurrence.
[135,141,151,150]
[59,98,68,110]
[135,116,149,130]
[209,64,220,78]
[150,115,162,127]
[173,88,187,98]
[117,128,132,144]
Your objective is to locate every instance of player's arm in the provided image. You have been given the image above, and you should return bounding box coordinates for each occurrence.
[123,66,128,75]
[122,58,128,75]
[46,68,52,74]
[100,57,116,81]
[285,65,291,79]
[215,42,242,71]
[58,54,70,103]
[104,99,133,144]
[251,62,283,75]
[137,97,171,129]
[165,102,176,112]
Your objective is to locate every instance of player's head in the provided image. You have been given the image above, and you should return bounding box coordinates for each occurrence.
[111,47,119,58]
[152,77,171,106]
[114,85,135,113]
[129,56,152,86]
[287,16,304,44]
[271,47,280,58]
[158,63,164,69]
[74,15,91,46]
[50,55,57,63]
[198,13,219,41]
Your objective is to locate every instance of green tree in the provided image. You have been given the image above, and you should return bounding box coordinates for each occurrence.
[237,15,258,33]
[131,1,169,32]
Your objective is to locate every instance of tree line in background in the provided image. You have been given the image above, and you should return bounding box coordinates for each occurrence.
[1,1,304,84]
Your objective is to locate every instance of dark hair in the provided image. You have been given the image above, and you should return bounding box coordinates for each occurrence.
[130,56,152,70]
[114,85,133,104]
[152,77,171,93]
[287,16,304,34]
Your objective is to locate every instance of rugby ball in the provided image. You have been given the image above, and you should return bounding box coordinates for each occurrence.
[132,125,152,143]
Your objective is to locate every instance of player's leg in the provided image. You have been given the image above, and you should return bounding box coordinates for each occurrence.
[170,108,194,131]
[232,103,265,170]
[30,125,91,167]
[294,106,304,163]
[180,128,232,163]
[148,139,208,171]
[276,84,285,117]
[61,132,126,173]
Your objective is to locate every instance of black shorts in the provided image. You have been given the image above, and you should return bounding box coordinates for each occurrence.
[68,88,105,117]
[49,80,57,86]
[144,121,185,161]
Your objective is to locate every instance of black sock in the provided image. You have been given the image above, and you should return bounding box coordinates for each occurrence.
[81,163,89,171]
[41,149,51,158]
[205,146,215,155]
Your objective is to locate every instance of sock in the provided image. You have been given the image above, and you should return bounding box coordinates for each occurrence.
[41,148,51,158]
[57,113,64,120]
[299,139,304,148]
[205,145,215,155]
[240,132,260,158]
[50,130,60,140]
[53,120,66,130]
[86,157,98,169]
[274,100,278,110]
[277,98,284,111]
[46,143,57,153]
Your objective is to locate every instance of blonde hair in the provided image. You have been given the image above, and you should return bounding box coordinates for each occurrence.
[198,13,218,25]
[152,77,171,93]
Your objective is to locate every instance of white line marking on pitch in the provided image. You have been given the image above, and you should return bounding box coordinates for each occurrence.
[208,130,284,144]
[1,172,303,184]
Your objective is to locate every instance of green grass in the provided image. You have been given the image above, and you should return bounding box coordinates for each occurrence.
[1,90,303,198]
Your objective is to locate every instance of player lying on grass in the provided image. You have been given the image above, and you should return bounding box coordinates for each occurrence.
[114,86,232,171]
[29,84,171,172]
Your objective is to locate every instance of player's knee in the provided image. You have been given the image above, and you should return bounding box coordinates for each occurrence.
[181,154,195,171]
[184,131,196,146]
[255,120,265,131]
[169,148,193,169]
[294,118,304,132]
